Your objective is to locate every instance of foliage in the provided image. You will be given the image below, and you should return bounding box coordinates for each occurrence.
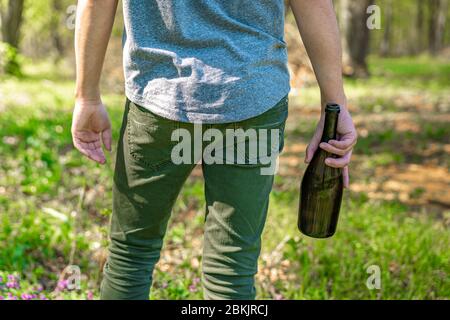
[0,57,448,299]
[0,41,22,76]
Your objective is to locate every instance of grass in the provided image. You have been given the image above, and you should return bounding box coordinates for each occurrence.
[0,56,449,300]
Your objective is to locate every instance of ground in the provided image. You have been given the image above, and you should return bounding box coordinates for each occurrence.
[0,56,448,300]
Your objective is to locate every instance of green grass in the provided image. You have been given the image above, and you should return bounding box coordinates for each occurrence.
[263,191,449,299]
[368,55,450,90]
[0,56,449,300]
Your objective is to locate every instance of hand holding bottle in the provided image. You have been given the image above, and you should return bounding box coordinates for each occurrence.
[299,103,356,238]
[305,104,357,188]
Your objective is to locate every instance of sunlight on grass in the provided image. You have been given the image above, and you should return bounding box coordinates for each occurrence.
[0,56,449,299]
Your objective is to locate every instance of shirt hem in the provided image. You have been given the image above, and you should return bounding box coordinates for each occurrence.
[125,87,291,124]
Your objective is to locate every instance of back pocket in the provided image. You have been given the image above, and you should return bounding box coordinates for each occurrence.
[127,102,178,170]
[233,96,288,167]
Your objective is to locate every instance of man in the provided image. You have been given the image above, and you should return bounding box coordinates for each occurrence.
[71,0,357,300]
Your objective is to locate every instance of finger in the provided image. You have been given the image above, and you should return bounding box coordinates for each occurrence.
[75,139,104,163]
[102,128,112,152]
[328,135,357,150]
[319,142,347,156]
[343,166,349,188]
[305,134,321,163]
[325,152,351,168]
[87,141,101,150]
[78,145,106,164]
[305,143,317,163]
[85,148,106,164]
[73,138,106,164]
[90,148,107,164]
[305,145,311,163]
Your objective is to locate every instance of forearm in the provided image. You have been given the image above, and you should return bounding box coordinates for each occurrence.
[75,0,118,101]
[289,0,346,109]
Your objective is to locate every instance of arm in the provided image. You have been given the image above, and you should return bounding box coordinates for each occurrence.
[289,0,357,187]
[71,0,118,164]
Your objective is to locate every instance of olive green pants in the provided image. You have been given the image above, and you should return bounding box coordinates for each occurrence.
[100,96,288,300]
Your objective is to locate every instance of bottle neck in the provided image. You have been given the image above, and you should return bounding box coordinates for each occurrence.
[321,110,339,143]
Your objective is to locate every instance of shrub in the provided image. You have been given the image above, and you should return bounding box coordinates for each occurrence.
[0,42,23,77]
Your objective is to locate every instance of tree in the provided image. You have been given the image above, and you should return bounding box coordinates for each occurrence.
[417,0,426,53]
[380,0,393,56]
[0,0,25,48]
[339,0,374,78]
[428,0,448,55]
[50,0,65,58]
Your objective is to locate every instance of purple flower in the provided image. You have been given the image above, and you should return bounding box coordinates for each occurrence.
[39,294,48,300]
[6,281,19,289]
[57,280,68,290]
[161,282,168,289]
[7,274,16,281]
[34,285,44,292]
[188,284,197,292]
[21,293,33,300]
[0,276,3,283]
[86,291,94,300]
[193,277,200,285]
[7,293,18,300]
[0,296,4,300]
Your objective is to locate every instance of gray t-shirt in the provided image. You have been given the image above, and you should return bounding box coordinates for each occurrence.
[122,0,290,123]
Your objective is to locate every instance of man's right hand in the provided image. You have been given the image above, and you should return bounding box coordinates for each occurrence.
[72,0,117,164]
[71,98,112,164]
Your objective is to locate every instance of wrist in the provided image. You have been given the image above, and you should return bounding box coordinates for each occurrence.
[320,92,347,110]
[75,92,101,105]
[75,84,101,102]
[75,97,103,109]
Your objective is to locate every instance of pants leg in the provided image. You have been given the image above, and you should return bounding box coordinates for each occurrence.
[201,96,289,300]
[201,163,274,299]
[101,101,195,300]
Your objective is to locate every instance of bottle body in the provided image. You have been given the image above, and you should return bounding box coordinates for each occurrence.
[298,104,343,238]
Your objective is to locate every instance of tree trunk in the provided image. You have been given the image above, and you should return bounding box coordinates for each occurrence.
[0,0,25,48]
[417,0,425,53]
[50,0,65,58]
[380,0,393,56]
[429,0,448,55]
[340,0,374,78]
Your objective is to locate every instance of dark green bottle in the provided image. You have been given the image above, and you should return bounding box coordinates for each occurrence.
[298,103,343,238]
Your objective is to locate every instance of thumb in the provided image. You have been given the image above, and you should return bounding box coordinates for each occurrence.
[305,134,320,163]
[102,128,112,152]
